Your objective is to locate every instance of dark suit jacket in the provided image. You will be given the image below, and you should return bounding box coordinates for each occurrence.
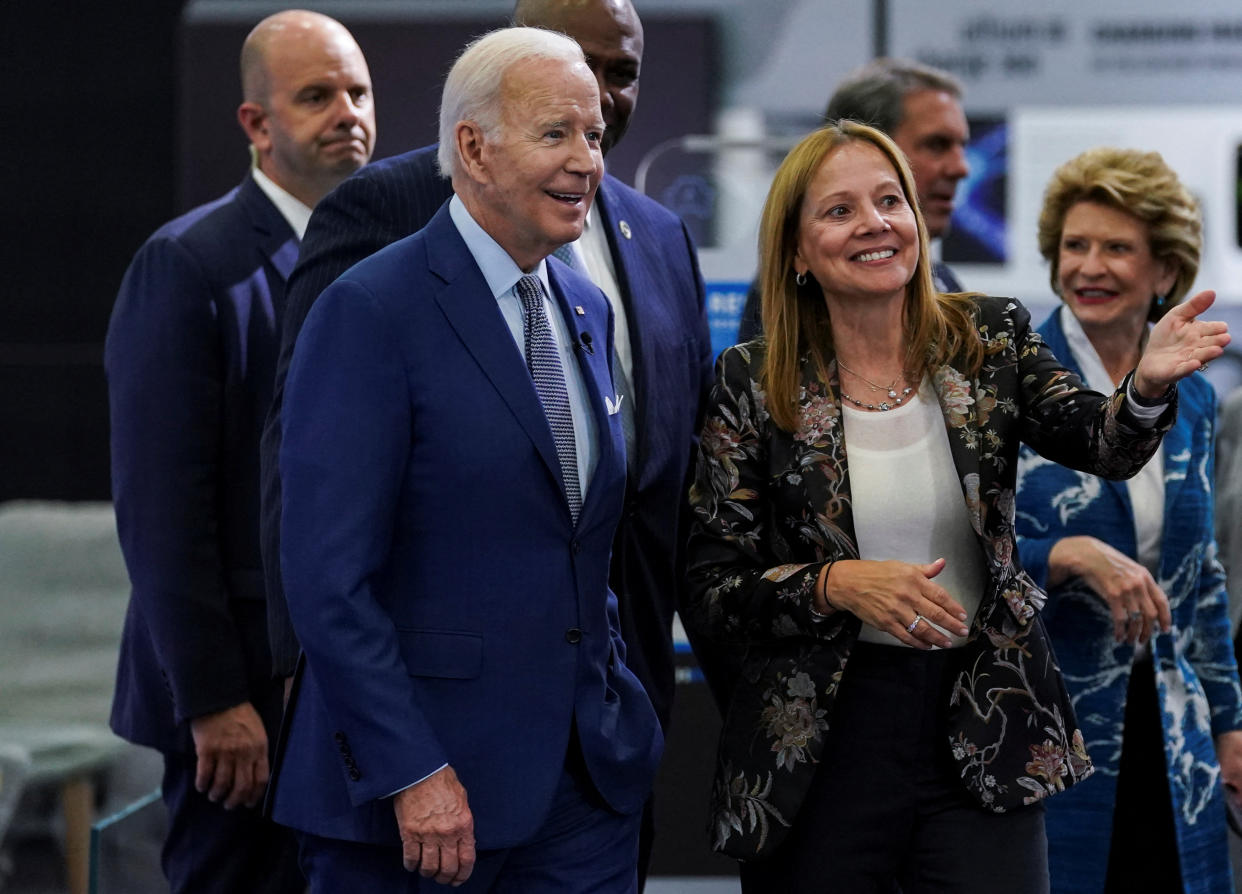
[684,296,1175,858]
[108,175,296,753]
[269,205,662,847]
[261,145,712,729]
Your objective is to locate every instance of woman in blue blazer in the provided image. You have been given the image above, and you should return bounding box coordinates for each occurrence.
[1016,147,1242,894]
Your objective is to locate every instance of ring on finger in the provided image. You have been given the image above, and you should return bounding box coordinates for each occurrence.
[1126,610,1141,623]
[906,613,925,634]
[1199,362,1210,373]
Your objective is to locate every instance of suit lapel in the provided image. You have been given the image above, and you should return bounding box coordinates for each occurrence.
[236,175,300,282]
[548,264,619,523]
[1038,311,1133,516]
[594,181,647,468]
[929,363,986,535]
[424,209,565,494]
[1157,414,1189,575]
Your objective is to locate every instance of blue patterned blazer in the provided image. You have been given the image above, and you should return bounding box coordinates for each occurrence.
[1015,307,1242,894]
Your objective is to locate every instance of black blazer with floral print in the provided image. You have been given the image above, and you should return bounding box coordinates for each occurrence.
[684,296,1175,858]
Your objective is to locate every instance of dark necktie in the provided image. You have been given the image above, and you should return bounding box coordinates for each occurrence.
[515,275,581,524]
[551,244,637,472]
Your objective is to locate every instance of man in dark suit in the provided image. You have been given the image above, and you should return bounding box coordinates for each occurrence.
[105,11,374,892]
[737,57,971,340]
[260,0,711,881]
[270,27,662,891]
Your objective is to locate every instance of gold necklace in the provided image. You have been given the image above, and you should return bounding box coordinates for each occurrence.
[836,359,907,400]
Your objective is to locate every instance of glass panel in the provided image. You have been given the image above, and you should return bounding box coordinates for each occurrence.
[88,788,164,894]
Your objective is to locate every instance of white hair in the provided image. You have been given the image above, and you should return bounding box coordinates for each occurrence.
[437,26,587,179]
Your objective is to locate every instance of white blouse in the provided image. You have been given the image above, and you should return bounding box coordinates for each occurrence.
[844,377,987,648]
[1058,305,1164,575]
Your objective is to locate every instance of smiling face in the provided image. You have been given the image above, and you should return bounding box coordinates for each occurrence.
[460,56,604,271]
[793,140,920,306]
[1057,200,1177,342]
[890,89,969,239]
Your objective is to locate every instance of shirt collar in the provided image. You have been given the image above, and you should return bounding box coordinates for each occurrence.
[1059,303,1118,393]
[250,167,313,240]
[448,194,551,298]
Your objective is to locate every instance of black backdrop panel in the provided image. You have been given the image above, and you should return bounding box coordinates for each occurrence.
[177,13,718,213]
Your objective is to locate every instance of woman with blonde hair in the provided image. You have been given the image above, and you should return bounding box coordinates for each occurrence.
[1015,146,1242,894]
[683,122,1229,892]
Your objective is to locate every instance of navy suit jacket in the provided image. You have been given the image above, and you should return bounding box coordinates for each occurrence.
[108,175,296,753]
[261,145,712,729]
[269,205,662,847]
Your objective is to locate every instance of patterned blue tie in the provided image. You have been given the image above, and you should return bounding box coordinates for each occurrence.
[515,275,581,524]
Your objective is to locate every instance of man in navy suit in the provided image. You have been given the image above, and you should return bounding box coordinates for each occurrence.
[105,11,374,892]
[260,0,711,881]
[270,27,662,891]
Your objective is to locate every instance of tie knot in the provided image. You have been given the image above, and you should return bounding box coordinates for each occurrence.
[516,275,543,313]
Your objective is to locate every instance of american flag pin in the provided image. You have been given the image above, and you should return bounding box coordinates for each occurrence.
[574,306,586,315]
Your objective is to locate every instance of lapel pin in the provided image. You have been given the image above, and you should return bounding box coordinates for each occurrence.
[574,305,585,315]
[619,220,632,240]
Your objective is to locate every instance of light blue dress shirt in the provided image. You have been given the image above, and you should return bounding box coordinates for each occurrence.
[448,195,599,497]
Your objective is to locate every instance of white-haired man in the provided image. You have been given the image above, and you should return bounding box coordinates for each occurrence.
[268,27,661,892]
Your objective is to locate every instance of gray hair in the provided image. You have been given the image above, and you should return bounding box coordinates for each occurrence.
[824,57,963,135]
[437,26,587,179]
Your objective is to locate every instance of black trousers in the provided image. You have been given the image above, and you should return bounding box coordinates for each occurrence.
[739,643,1048,894]
[1104,651,1182,893]
[161,752,303,894]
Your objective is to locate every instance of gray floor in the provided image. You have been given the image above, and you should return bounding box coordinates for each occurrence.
[8,800,1242,893]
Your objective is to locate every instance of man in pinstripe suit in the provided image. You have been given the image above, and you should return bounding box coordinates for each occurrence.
[259,1,711,884]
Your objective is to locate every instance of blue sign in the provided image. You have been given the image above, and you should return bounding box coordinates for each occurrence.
[705,281,750,358]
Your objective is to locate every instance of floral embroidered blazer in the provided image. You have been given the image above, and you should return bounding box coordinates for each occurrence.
[1015,308,1242,894]
[684,296,1176,859]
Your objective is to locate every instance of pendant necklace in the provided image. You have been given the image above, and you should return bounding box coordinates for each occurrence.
[836,359,914,412]
[838,386,914,412]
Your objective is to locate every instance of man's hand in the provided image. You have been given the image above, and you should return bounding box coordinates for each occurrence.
[394,766,475,886]
[190,702,269,809]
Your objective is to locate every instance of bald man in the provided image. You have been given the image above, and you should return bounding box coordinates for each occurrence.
[106,11,374,893]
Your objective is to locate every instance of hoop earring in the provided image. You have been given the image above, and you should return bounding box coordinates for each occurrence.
[795,271,807,287]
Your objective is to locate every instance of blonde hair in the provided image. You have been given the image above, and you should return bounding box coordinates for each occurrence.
[758,121,983,433]
[1037,146,1201,321]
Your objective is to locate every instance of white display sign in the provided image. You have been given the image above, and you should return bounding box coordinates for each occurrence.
[890,0,1242,109]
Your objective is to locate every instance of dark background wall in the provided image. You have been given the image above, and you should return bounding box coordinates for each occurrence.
[1,1,187,500]
[0,3,716,504]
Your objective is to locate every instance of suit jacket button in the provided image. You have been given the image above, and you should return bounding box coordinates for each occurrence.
[565,627,583,644]
[348,769,361,782]
[334,731,347,744]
